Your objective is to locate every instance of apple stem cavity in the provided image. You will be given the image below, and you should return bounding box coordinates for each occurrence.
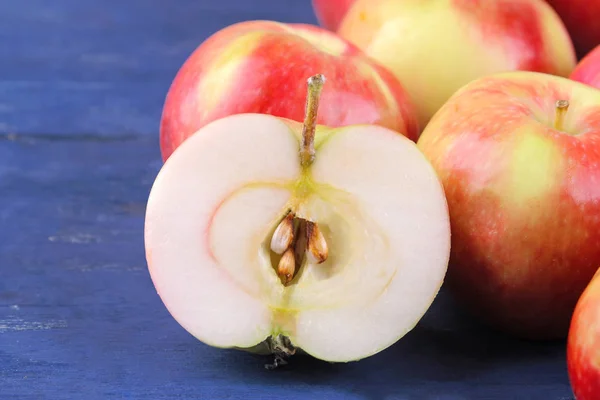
[300,74,326,167]
[554,99,569,131]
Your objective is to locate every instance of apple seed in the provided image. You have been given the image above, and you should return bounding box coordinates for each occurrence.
[306,220,329,264]
[277,247,296,285]
[270,211,295,254]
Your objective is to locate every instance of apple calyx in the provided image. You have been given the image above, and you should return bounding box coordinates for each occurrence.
[554,99,569,131]
[270,74,330,286]
[264,333,297,370]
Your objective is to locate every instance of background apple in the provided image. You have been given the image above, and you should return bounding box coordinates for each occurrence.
[311,0,355,31]
[570,45,600,89]
[568,267,600,400]
[417,71,600,340]
[337,0,576,127]
[159,20,419,161]
[545,0,600,59]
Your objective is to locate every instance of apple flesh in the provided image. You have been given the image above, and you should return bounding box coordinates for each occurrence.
[146,75,450,364]
[545,0,600,58]
[567,267,600,400]
[159,20,419,161]
[570,45,600,89]
[337,0,577,127]
[417,71,600,340]
[311,0,356,31]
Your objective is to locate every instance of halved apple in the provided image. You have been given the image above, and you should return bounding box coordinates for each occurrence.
[144,75,451,366]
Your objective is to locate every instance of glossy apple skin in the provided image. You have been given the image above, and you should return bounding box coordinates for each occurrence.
[159,20,419,161]
[338,0,576,128]
[571,45,600,89]
[311,0,356,31]
[417,71,600,340]
[568,268,600,400]
[545,0,600,59]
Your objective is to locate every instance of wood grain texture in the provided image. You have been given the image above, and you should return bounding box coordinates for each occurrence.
[0,0,577,398]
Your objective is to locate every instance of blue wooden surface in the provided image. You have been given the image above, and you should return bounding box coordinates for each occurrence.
[0,1,575,399]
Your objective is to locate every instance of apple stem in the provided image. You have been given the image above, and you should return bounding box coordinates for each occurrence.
[300,74,326,167]
[554,100,569,131]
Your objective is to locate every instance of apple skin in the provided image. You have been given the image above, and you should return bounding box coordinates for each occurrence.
[545,0,600,59]
[416,71,600,340]
[567,267,600,400]
[337,0,577,127]
[159,20,419,161]
[311,0,356,31]
[571,45,600,89]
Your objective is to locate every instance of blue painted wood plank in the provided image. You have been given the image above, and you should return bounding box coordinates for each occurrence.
[0,0,318,136]
[0,81,167,135]
[0,0,317,83]
[0,137,574,399]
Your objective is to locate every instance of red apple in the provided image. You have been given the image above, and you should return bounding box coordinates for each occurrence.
[311,0,356,31]
[159,20,419,161]
[568,267,600,400]
[417,71,600,340]
[545,0,600,58]
[337,0,577,128]
[571,45,600,89]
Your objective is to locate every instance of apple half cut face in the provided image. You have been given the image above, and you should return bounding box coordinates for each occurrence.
[144,75,451,365]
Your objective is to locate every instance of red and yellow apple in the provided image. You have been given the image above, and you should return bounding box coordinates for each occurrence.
[545,0,600,58]
[568,267,600,400]
[417,71,600,339]
[337,0,577,127]
[571,45,600,89]
[159,20,419,161]
[311,0,356,31]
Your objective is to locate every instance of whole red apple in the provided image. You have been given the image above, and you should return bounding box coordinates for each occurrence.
[159,20,419,161]
[568,267,600,400]
[545,0,600,58]
[571,45,600,89]
[338,0,576,128]
[311,0,356,31]
[417,71,600,340]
